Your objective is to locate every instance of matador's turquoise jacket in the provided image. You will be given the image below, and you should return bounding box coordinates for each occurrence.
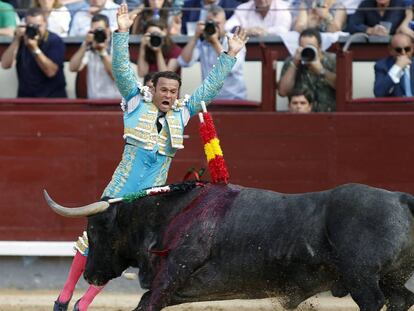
[101,31,236,199]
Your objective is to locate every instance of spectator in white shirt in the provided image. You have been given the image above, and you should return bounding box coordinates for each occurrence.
[33,0,71,37]
[69,14,120,99]
[224,0,292,36]
[69,0,119,36]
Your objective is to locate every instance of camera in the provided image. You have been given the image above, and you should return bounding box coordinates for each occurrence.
[149,32,163,48]
[203,20,217,37]
[301,45,318,64]
[25,24,39,39]
[93,28,107,43]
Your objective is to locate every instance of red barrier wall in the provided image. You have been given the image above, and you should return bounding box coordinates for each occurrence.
[2,108,414,241]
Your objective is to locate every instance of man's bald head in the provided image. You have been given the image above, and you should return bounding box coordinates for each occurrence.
[390,33,413,58]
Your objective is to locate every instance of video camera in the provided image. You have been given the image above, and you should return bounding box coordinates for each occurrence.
[25,24,39,39]
[93,28,107,43]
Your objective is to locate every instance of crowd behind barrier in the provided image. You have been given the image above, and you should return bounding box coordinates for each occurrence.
[1,1,414,111]
[0,33,408,111]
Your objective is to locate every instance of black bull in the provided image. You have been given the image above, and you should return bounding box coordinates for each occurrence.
[46,183,414,311]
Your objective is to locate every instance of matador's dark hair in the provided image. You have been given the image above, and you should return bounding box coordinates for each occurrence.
[152,71,182,88]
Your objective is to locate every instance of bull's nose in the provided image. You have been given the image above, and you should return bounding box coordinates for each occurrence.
[84,271,103,286]
[85,275,107,286]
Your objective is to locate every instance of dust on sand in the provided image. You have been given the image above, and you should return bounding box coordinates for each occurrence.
[0,289,378,311]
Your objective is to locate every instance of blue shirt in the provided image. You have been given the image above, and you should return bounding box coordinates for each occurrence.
[178,34,247,100]
[348,0,405,34]
[16,31,66,97]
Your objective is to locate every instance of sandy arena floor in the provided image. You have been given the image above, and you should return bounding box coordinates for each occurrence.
[0,289,391,311]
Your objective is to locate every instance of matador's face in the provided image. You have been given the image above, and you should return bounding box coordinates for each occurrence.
[153,77,180,112]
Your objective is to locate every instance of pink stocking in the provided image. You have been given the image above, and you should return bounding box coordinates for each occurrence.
[76,284,106,311]
[58,251,87,303]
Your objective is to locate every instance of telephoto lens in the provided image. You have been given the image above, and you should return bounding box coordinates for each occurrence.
[149,33,163,48]
[301,45,318,64]
[94,28,107,43]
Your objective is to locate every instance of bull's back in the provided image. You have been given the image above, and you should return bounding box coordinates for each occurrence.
[178,186,335,300]
[213,186,332,270]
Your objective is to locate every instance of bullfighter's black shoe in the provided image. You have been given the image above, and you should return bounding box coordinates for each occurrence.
[53,299,70,311]
[73,299,80,311]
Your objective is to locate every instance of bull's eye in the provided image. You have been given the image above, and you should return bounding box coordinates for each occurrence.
[87,226,95,242]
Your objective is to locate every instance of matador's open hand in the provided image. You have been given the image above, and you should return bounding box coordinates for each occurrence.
[117,3,137,32]
[227,27,249,57]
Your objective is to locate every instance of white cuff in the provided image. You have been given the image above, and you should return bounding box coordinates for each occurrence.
[126,95,141,114]
[388,64,405,84]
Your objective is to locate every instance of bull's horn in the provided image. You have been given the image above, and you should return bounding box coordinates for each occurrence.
[44,190,110,218]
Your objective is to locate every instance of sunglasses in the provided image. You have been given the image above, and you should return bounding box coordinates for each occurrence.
[394,46,412,54]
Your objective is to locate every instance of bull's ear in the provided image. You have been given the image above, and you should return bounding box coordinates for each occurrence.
[44,190,110,218]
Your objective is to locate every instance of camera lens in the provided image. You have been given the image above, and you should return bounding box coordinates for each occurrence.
[150,33,163,47]
[301,45,317,63]
[204,21,216,36]
[25,24,39,39]
[94,28,107,43]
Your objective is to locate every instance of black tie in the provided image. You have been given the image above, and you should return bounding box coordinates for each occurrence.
[156,112,165,133]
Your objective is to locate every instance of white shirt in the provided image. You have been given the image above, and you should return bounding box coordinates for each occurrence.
[224,0,292,35]
[340,0,363,14]
[69,0,119,36]
[82,49,121,99]
[47,6,71,37]
[388,64,410,84]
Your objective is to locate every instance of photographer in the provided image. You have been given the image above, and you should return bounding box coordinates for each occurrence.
[137,19,181,77]
[278,28,336,112]
[179,5,246,99]
[1,7,67,97]
[69,14,120,99]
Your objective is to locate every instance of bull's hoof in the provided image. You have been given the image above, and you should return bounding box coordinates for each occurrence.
[331,281,349,298]
[53,299,70,311]
[73,299,80,311]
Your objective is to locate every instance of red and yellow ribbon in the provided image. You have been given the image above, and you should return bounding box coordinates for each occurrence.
[198,102,229,184]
